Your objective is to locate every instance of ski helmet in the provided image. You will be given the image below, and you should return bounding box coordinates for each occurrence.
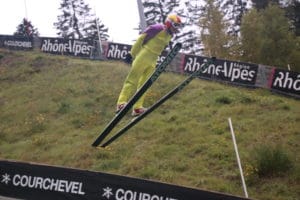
[165,14,182,32]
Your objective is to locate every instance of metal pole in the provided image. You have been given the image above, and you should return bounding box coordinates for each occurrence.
[91,3,103,54]
[24,0,28,19]
[228,118,249,198]
[137,0,147,32]
[95,17,103,54]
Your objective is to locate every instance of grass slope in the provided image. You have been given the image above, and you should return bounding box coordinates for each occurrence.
[0,49,299,200]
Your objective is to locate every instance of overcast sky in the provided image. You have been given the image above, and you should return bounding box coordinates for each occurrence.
[0,0,140,44]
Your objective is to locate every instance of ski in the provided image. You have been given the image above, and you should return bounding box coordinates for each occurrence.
[92,43,182,147]
[100,57,216,148]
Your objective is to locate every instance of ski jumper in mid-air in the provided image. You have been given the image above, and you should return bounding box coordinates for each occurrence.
[116,14,182,116]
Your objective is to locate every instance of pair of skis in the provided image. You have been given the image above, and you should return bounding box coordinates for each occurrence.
[92,42,214,148]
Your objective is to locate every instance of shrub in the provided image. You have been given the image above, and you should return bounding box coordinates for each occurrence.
[240,95,255,104]
[71,119,85,128]
[57,102,71,114]
[215,96,232,104]
[27,114,47,134]
[252,144,293,177]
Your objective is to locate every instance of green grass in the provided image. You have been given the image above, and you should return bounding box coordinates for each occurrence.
[0,49,299,200]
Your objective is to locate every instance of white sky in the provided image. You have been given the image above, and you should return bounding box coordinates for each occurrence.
[0,0,140,44]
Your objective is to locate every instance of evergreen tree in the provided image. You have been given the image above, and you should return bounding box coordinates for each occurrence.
[252,0,300,36]
[54,0,109,40]
[251,0,280,10]
[240,9,263,63]
[221,0,249,36]
[199,0,231,58]
[180,0,204,55]
[261,4,296,68]
[14,18,39,37]
[240,4,296,68]
[84,18,109,41]
[284,0,300,36]
[143,0,180,25]
[288,36,300,72]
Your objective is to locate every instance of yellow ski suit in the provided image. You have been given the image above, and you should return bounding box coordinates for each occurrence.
[117,24,172,109]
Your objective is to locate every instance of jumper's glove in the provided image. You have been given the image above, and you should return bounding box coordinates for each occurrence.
[124,53,133,64]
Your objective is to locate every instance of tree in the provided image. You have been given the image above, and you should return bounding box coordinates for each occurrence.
[251,0,280,10]
[240,4,296,68]
[262,5,295,66]
[288,36,300,72]
[14,18,39,37]
[84,18,109,41]
[54,0,109,41]
[221,0,249,36]
[284,0,300,36]
[252,0,300,36]
[199,0,231,58]
[143,0,180,25]
[239,9,263,63]
[180,0,204,55]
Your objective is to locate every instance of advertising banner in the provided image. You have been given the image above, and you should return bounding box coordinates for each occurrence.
[182,55,258,86]
[40,37,94,58]
[0,35,33,50]
[1,36,298,99]
[0,160,248,200]
[105,42,171,67]
[105,42,131,60]
[270,68,300,97]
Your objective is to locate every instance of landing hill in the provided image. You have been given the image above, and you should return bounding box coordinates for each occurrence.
[0,49,299,200]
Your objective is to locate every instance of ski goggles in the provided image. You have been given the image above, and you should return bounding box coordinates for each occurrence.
[171,22,182,29]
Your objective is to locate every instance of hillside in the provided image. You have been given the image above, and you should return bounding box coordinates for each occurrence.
[0,49,299,200]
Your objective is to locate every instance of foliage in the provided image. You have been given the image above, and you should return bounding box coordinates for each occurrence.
[251,0,280,10]
[240,4,298,70]
[143,0,180,25]
[199,0,232,59]
[85,18,109,41]
[284,0,300,36]
[251,145,293,177]
[260,4,295,66]
[221,0,249,36]
[14,18,39,37]
[179,0,204,55]
[251,0,300,36]
[239,9,263,64]
[288,36,300,71]
[286,1,299,36]
[54,0,109,40]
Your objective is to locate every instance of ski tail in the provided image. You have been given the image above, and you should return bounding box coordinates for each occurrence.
[100,57,216,147]
[91,43,182,147]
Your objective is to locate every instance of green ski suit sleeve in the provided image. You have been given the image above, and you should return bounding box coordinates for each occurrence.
[130,34,146,59]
